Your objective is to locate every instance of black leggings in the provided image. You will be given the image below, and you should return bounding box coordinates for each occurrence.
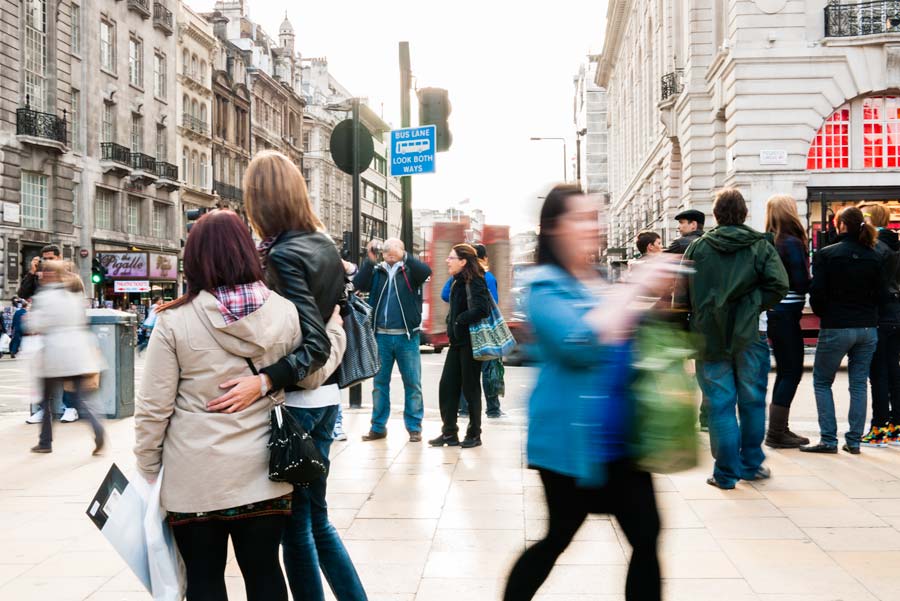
[173,514,288,601]
[439,344,482,438]
[768,306,805,408]
[504,463,660,601]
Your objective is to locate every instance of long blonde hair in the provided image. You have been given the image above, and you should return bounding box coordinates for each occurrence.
[765,194,808,247]
[243,150,323,239]
[859,202,890,228]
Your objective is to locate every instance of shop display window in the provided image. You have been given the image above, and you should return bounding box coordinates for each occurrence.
[808,96,900,171]
[807,106,850,170]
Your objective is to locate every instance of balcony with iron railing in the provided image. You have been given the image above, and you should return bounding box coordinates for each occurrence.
[131,152,157,172]
[661,69,685,101]
[213,180,243,201]
[155,161,180,191]
[825,0,900,37]
[128,0,151,18]
[100,142,132,176]
[16,98,67,151]
[153,3,173,34]
[182,113,209,136]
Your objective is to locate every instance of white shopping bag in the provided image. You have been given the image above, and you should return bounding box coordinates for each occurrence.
[87,464,187,601]
[0,333,10,353]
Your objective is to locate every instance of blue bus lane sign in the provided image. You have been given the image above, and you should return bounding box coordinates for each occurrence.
[390,125,437,176]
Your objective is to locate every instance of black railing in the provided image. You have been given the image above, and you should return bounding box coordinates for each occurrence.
[825,0,900,36]
[131,152,157,172]
[182,113,209,135]
[101,142,131,164]
[153,3,173,31]
[16,105,67,144]
[661,69,684,101]
[155,161,178,180]
[128,0,150,17]
[214,180,243,201]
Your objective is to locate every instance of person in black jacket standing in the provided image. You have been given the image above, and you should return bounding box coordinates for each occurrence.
[802,207,885,455]
[354,237,432,443]
[860,203,900,446]
[763,195,811,448]
[430,243,492,449]
[665,209,705,254]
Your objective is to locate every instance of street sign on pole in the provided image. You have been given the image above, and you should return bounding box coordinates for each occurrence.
[390,125,436,177]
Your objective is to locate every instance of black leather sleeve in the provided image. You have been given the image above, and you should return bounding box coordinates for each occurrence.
[260,247,332,391]
[456,276,492,326]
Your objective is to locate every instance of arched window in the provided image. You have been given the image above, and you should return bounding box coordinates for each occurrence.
[191,54,198,79]
[223,155,230,185]
[182,94,189,117]
[182,49,189,75]
[807,95,900,170]
[807,105,850,170]
[182,147,188,182]
[200,103,207,127]
[200,60,207,83]
[191,99,199,120]
[200,154,207,188]
[191,151,199,185]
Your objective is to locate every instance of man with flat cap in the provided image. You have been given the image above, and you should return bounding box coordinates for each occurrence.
[666,209,706,254]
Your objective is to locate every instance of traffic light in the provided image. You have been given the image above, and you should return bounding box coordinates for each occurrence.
[185,207,208,233]
[417,87,452,152]
[91,258,107,285]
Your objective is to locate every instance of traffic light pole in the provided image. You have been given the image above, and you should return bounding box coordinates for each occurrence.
[349,97,362,409]
[399,42,413,252]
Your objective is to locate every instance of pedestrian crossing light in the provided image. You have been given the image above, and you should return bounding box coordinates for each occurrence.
[417,87,452,152]
[91,258,106,285]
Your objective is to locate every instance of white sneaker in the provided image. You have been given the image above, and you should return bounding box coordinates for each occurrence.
[333,431,348,442]
[25,409,44,424]
[60,408,79,423]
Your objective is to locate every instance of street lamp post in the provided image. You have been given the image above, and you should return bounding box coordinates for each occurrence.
[530,137,567,182]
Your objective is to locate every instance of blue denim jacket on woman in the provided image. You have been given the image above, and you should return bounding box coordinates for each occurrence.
[526,265,633,484]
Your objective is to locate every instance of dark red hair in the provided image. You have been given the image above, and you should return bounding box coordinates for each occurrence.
[159,209,264,312]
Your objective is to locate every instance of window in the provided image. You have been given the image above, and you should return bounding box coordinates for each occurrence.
[131,114,143,153]
[191,99,199,120]
[807,105,850,170]
[200,60,206,83]
[72,4,81,55]
[21,172,49,230]
[191,151,198,185]
[223,155,230,184]
[156,125,167,161]
[95,188,114,230]
[374,155,386,175]
[129,36,143,87]
[71,89,82,152]
[182,147,188,182]
[100,19,115,73]
[191,54,198,79]
[200,154,207,188]
[24,0,48,111]
[127,197,141,235]
[72,182,80,226]
[863,96,900,168]
[154,52,166,99]
[182,49,189,74]
[102,102,115,143]
[200,104,207,127]
[152,203,167,238]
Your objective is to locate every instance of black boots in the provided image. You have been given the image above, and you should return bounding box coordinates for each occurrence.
[765,404,809,449]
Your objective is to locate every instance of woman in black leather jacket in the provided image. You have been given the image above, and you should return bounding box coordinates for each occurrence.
[208,150,367,601]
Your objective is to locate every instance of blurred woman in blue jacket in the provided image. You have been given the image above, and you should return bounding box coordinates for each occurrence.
[503,185,662,601]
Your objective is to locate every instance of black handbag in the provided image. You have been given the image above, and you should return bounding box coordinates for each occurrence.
[246,359,327,486]
[335,289,381,388]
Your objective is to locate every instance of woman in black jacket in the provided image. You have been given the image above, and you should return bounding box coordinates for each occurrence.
[802,207,885,455]
[764,195,811,448]
[430,243,492,448]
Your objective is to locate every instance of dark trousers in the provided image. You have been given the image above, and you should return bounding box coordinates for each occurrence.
[503,462,661,601]
[173,514,288,601]
[459,360,502,416]
[768,306,805,408]
[439,344,482,439]
[870,324,900,425]
[9,332,22,355]
[39,377,103,449]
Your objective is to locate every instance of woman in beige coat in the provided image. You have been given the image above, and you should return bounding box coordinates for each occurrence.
[134,210,308,601]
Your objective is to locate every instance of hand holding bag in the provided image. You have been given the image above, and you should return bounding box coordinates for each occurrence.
[335,288,381,388]
[245,359,327,486]
[466,283,516,361]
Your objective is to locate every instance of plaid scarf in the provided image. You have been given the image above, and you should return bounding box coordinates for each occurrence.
[257,236,278,271]
[213,281,271,325]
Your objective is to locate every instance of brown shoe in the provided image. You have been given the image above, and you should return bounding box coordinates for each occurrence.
[93,435,105,456]
[30,445,52,454]
[408,432,422,443]
[361,429,387,442]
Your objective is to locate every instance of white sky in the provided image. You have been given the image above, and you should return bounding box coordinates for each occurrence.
[189,0,607,233]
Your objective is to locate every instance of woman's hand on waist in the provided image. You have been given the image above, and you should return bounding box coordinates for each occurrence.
[207,374,272,413]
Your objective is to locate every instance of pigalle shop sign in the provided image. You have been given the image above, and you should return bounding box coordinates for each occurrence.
[99,253,148,279]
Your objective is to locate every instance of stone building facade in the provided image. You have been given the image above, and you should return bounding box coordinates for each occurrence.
[598,0,900,254]
[0,0,80,297]
[176,2,216,219]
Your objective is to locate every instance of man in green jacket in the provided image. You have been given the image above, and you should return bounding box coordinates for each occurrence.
[683,188,788,490]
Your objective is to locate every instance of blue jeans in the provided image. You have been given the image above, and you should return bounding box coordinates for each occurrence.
[371,333,424,433]
[282,405,367,601]
[696,336,770,487]
[813,327,878,447]
[459,360,501,416]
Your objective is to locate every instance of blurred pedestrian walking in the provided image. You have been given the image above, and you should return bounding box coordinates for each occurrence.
[802,206,884,455]
[28,260,105,455]
[635,230,663,260]
[859,203,900,447]
[682,188,788,489]
[763,195,811,448]
[503,184,664,601]
[9,298,27,358]
[430,243,492,448]
[134,209,300,601]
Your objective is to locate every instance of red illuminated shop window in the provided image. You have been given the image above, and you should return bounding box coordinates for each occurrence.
[863,96,900,168]
[807,106,850,170]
